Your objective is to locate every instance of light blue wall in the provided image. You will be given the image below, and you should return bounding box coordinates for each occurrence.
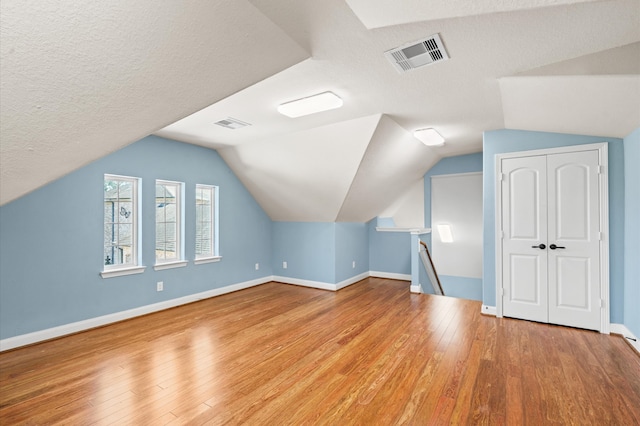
[272,222,336,283]
[439,276,483,301]
[422,153,483,301]
[624,127,640,337]
[335,223,369,282]
[0,136,273,340]
[368,220,411,275]
[272,222,370,284]
[482,129,625,323]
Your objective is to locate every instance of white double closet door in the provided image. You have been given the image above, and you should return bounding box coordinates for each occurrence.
[500,145,606,331]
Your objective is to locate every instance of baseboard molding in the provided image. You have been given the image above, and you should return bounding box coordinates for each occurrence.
[410,285,422,293]
[336,272,369,290]
[610,323,640,354]
[369,271,411,281]
[0,276,272,352]
[275,271,377,292]
[481,305,497,316]
[272,276,337,291]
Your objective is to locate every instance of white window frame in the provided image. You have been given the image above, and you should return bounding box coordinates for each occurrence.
[154,180,187,270]
[195,184,221,265]
[101,174,145,278]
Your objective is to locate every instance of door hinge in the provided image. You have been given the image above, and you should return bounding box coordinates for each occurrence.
[500,287,505,297]
[598,165,604,174]
[600,299,605,308]
[599,232,603,241]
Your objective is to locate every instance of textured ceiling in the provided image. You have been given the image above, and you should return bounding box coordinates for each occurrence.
[343,0,605,29]
[0,0,308,205]
[2,0,639,223]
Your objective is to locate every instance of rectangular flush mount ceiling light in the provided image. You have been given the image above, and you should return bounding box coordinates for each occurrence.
[414,128,445,146]
[277,91,343,118]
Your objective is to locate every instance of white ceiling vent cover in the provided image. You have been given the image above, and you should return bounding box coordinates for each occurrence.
[214,117,251,129]
[385,33,449,73]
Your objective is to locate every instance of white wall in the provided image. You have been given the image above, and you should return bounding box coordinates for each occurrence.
[431,172,483,278]
[379,178,425,228]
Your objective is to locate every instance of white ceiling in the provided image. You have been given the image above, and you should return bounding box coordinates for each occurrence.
[0,0,307,205]
[2,0,639,223]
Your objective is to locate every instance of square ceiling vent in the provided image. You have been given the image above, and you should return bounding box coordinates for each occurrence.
[214,117,251,129]
[384,33,449,73]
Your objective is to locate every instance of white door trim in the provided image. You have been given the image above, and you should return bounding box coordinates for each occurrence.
[495,142,609,333]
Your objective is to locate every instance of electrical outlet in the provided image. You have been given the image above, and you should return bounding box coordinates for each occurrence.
[255,263,259,270]
[157,281,163,292]
[352,260,356,269]
[283,261,287,269]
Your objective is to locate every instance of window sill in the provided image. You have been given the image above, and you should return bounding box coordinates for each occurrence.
[101,266,146,279]
[194,256,222,265]
[154,260,188,271]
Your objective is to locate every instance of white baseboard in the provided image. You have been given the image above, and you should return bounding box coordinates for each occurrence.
[275,271,377,292]
[273,276,337,291]
[410,285,422,293]
[481,305,497,316]
[0,276,272,352]
[369,271,411,281]
[336,272,369,290]
[610,323,640,354]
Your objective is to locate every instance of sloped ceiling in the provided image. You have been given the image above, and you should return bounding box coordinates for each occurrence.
[343,0,605,29]
[500,43,640,137]
[0,1,308,205]
[2,0,639,223]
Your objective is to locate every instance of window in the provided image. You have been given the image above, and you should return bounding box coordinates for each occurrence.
[195,184,220,264]
[155,180,187,270]
[102,174,144,278]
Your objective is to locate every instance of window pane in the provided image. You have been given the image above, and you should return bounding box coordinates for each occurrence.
[104,236,117,265]
[156,245,166,260]
[119,181,132,204]
[165,223,176,242]
[202,204,211,221]
[156,184,165,199]
[165,203,176,220]
[118,202,133,223]
[201,222,211,236]
[118,224,132,247]
[199,239,211,255]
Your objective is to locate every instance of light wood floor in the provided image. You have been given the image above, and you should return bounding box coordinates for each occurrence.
[1,278,639,425]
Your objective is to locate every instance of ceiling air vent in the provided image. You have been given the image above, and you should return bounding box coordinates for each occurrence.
[384,33,449,73]
[213,117,251,130]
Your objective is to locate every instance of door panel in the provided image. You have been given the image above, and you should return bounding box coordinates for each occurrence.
[510,168,542,239]
[547,150,600,330]
[556,256,589,308]
[555,163,590,241]
[509,254,541,304]
[502,156,548,323]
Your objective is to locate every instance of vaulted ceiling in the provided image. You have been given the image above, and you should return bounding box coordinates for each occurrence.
[2,0,639,222]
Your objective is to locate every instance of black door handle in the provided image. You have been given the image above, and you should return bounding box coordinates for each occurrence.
[549,244,565,250]
[531,244,546,249]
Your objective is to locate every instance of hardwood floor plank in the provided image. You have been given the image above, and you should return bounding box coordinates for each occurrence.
[1,278,639,425]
